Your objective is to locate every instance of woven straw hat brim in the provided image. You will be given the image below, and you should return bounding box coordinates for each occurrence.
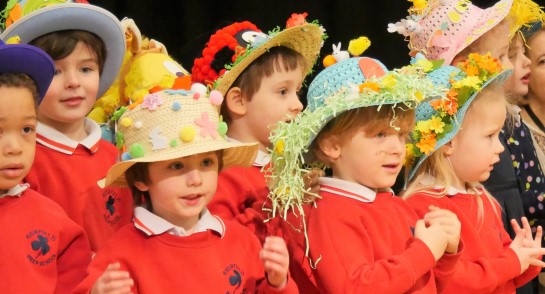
[0,3,125,97]
[407,68,512,180]
[215,23,323,95]
[104,140,257,188]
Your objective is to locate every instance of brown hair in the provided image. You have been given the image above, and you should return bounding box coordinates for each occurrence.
[311,105,415,166]
[29,30,106,74]
[221,46,306,122]
[124,150,225,211]
[0,73,39,106]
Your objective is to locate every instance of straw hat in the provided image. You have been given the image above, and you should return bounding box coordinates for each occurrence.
[0,39,54,101]
[388,0,512,65]
[406,53,512,180]
[192,16,324,95]
[0,2,125,97]
[102,87,258,187]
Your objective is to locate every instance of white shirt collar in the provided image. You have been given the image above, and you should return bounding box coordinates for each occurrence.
[419,175,483,196]
[36,118,102,154]
[0,183,29,198]
[133,206,225,237]
[319,177,393,203]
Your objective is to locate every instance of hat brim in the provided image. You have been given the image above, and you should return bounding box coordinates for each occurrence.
[215,23,323,95]
[407,68,513,180]
[102,140,258,188]
[0,3,125,97]
[0,44,54,101]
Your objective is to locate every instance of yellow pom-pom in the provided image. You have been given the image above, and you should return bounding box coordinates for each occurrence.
[120,117,133,127]
[323,55,336,67]
[275,140,285,155]
[180,126,196,143]
[6,35,21,44]
[348,37,371,57]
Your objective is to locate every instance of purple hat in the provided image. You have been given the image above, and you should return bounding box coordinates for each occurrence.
[0,39,54,103]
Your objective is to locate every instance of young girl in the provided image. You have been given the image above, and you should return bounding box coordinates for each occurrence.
[75,89,297,293]
[266,55,461,293]
[403,53,545,293]
[0,1,132,252]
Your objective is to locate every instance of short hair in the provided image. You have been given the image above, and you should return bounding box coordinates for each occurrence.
[221,46,307,122]
[312,105,416,166]
[29,30,106,75]
[124,150,224,211]
[0,73,39,106]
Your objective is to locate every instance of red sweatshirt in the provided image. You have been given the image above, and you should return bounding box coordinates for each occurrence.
[24,120,133,252]
[75,210,298,293]
[0,188,91,293]
[296,177,459,293]
[406,188,540,293]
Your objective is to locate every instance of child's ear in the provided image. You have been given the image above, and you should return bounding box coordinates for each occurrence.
[442,139,456,156]
[225,87,247,116]
[319,136,341,160]
[133,181,150,192]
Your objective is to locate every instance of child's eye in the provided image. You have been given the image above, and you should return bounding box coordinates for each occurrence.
[54,69,61,75]
[279,88,288,96]
[201,158,215,167]
[377,132,386,138]
[168,162,184,170]
[21,126,35,135]
[81,67,94,74]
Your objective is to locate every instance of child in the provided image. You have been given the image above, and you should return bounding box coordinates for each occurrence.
[0,40,91,293]
[0,1,132,252]
[266,55,462,292]
[191,16,324,243]
[403,53,545,293]
[74,89,298,293]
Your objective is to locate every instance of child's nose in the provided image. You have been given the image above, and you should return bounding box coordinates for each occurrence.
[3,135,23,155]
[64,71,80,88]
[291,96,303,114]
[186,169,202,186]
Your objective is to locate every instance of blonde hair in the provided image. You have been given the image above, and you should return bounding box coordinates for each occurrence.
[312,105,415,166]
[402,85,504,229]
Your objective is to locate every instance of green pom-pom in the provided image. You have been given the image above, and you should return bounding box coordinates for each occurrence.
[169,139,178,147]
[115,132,124,149]
[129,143,145,158]
[218,121,228,136]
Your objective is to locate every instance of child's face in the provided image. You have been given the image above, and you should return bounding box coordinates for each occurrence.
[38,41,99,129]
[527,30,545,102]
[448,89,505,186]
[0,86,37,192]
[329,127,406,189]
[504,34,531,96]
[134,152,219,230]
[241,67,304,151]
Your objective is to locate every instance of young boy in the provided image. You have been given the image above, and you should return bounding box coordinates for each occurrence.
[0,2,132,252]
[74,89,297,293]
[266,55,462,292]
[0,40,91,293]
[191,17,324,243]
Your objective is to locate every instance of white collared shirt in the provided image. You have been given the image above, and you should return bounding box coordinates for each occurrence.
[36,118,102,154]
[133,207,225,237]
[0,183,29,198]
[319,177,394,203]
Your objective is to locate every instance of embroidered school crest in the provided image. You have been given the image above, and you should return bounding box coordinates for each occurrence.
[102,188,122,225]
[26,229,57,267]
[223,263,247,294]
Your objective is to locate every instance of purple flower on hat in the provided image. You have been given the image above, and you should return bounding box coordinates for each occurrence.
[142,93,163,110]
[194,112,218,139]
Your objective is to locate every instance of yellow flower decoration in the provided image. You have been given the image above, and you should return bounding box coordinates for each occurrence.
[415,59,433,72]
[275,140,285,155]
[428,116,445,133]
[452,76,481,90]
[381,74,398,89]
[416,133,436,155]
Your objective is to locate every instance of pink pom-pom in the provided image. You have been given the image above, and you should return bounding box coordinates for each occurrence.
[209,90,224,106]
[193,93,200,100]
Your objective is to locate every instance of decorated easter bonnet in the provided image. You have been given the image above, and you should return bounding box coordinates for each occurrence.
[405,53,512,180]
[388,0,513,65]
[192,13,325,95]
[266,52,445,220]
[0,0,126,97]
[101,87,258,187]
[0,39,54,101]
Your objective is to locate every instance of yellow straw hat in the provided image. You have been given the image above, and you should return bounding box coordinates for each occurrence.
[102,86,258,187]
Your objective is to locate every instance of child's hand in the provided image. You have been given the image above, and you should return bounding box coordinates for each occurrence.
[91,263,133,294]
[303,168,324,195]
[414,219,448,261]
[511,217,542,249]
[509,228,545,273]
[423,206,461,254]
[260,236,289,288]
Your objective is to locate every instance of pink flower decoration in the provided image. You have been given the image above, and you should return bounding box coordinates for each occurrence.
[142,93,163,110]
[194,112,218,139]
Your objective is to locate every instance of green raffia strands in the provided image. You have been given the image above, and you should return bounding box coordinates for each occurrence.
[266,65,446,223]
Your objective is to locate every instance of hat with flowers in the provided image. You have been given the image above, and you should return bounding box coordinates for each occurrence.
[266,50,445,220]
[0,0,125,97]
[191,13,325,95]
[405,52,512,180]
[387,0,513,65]
[101,86,258,187]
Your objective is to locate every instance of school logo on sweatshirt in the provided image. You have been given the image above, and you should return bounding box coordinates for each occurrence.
[102,188,122,225]
[223,263,247,293]
[26,229,57,267]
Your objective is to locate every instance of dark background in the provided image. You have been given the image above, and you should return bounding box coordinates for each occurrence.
[2,0,498,77]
